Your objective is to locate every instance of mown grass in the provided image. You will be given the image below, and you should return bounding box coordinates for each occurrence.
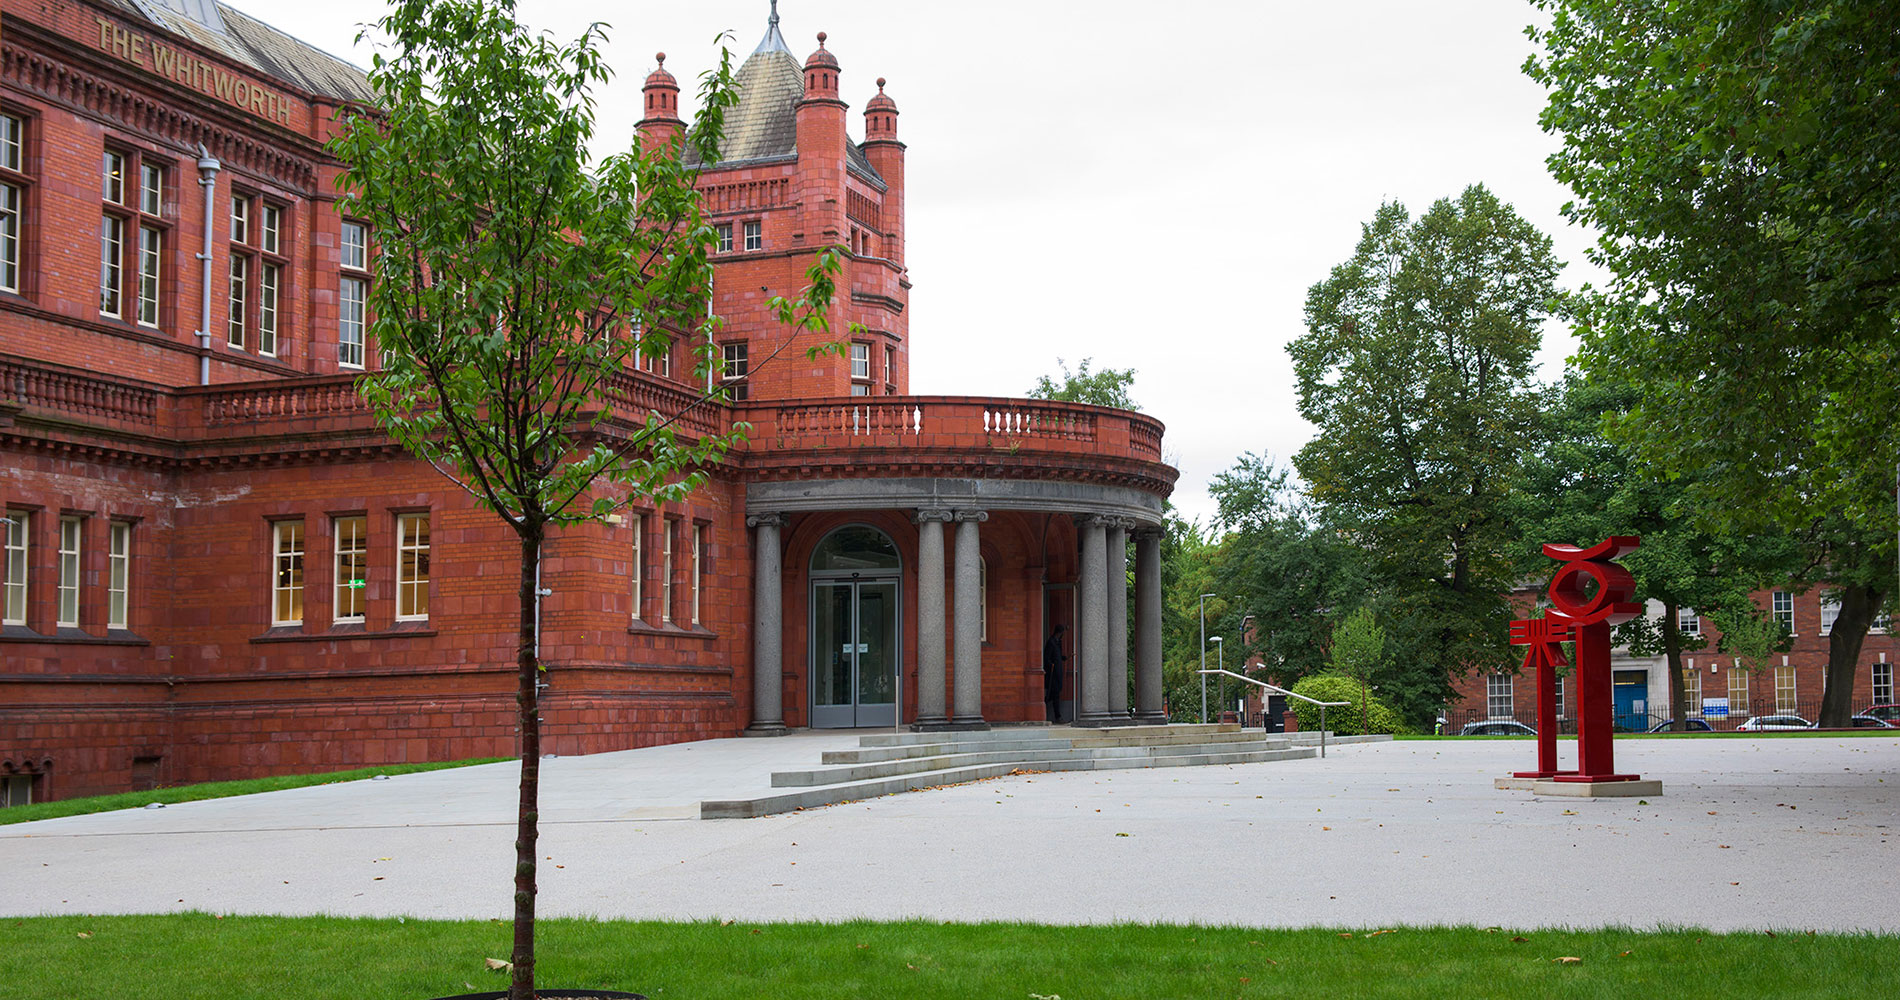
[2,914,1892,999]
[0,758,506,827]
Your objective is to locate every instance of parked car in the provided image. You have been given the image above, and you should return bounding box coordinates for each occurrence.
[1735,715,1814,731]
[1848,715,1896,729]
[1460,720,1536,736]
[1646,719,1714,733]
[1857,704,1900,725]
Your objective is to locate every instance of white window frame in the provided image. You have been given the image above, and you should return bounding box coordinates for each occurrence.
[1685,669,1702,716]
[1677,607,1700,636]
[57,516,81,628]
[1772,590,1794,633]
[3,511,26,626]
[229,192,249,245]
[660,520,674,624]
[108,521,130,629]
[1727,667,1750,717]
[396,513,430,621]
[272,521,305,627]
[0,180,19,294]
[1818,595,1840,637]
[137,225,161,328]
[715,222,732,253]
[0,113,20,296]
[630,513,645,623]
[100,213,124,318]
[227,253,248,348]
[340,220,369,369]
[850,342,871,380]
[690,523,702,626]
[103,150,126,205]
[1774,664,1798,715]
[1874,660,1894,706]
[742,219,762,251]
[334,515,368,624]
[1,772,33,807]
[1553,674,1566,719]
[139,162,163,216]
[1486,673,1513,720]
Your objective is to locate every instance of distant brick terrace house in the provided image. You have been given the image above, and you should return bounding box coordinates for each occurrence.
[1444,591,1895,733]
[0,1,1177,804]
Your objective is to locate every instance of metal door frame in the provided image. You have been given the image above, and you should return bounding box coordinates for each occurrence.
[809,573,903,728]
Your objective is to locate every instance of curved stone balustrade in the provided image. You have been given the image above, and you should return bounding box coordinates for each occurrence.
[742,396,1164,463]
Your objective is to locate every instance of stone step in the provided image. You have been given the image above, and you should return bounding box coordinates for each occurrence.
[701,744,1320,819]
[829,727,1289,764]
[852,722,1238,747]
[822,737,1077,764]
[784,738,1299,787]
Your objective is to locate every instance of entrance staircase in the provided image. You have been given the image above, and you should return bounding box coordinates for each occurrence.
[699,723,1388,819]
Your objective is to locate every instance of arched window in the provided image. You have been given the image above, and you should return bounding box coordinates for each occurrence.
[811,525,900,572]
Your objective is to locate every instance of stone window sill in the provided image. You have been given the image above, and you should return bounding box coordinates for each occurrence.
[0,625,150,646]
[628,621,719,641]
[251,622,439,644]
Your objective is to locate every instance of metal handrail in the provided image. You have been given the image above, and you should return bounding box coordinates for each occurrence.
[1198,668,1351,758]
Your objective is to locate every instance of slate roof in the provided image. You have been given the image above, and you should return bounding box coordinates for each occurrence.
[98,0,375,103]
[684,14,885,190]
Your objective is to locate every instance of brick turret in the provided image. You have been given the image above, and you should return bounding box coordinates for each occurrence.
[862,77,905,270]
[796,32,849,251]
[637,52,683,151]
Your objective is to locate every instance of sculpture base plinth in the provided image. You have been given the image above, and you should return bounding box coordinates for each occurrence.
[1534,778,1662,798]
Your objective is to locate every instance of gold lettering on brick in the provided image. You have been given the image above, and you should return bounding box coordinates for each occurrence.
[91,16,297,127]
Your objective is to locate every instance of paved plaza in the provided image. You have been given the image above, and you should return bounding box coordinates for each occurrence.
[3,734,1894,932]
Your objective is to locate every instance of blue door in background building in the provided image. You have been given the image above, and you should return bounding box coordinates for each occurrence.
[1613,670,1648,731]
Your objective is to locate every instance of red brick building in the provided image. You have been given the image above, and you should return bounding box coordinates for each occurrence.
[0,1,1177,804]
[1444,591,1896,733]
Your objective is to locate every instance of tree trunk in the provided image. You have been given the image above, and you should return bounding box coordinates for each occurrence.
[510,523,545,1000]
[1662,600,1686,732]
[1820,582,1883,728]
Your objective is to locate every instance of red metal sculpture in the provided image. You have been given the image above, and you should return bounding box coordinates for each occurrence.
[1512,536,1644,783]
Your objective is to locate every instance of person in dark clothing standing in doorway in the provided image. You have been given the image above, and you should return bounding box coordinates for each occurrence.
[1043,623,1068,724]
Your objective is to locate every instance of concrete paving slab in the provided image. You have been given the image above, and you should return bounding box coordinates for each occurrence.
[2,734,1894,933]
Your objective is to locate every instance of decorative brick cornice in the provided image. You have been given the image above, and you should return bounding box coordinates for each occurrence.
[3,32,321,192]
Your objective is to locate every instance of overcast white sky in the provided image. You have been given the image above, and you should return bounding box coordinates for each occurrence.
[251,0,1601,527]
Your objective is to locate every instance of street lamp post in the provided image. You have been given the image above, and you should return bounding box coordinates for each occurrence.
[1199,593,1216,723]
[1211,636,1225,722]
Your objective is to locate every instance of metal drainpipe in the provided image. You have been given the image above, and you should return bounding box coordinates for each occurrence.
[193,145,220,386]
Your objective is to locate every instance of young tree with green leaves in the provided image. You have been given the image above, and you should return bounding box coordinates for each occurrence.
[1327,606,1388,734]
[330,3,840,996]
[1028,357,1139,410]
[1528,0,1898,726]
[1291,185,1560,697]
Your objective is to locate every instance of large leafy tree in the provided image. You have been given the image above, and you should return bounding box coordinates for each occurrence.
[1028,357,1139,410]
[1512,376,1796,728]
[1208,453,1364,684]
[330,2,839,996]
[1290,185,1560,690]
[1528,0,1899,725]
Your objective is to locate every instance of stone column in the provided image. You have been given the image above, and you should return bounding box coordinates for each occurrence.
[912,509,953,730]
[1106,519,1130,722]
[744,512,787,736]
[951,510,990,729]
[1134,527,1166,723]
[1076,514,1110,726]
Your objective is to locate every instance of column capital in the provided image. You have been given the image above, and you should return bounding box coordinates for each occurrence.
[913,508,955,523]
[745,511,787,529]
[953,509,989,523]
[1073,513,1115,529]
[1132,524,1164,540]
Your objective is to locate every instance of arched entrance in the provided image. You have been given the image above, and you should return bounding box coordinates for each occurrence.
[809,524,902,728]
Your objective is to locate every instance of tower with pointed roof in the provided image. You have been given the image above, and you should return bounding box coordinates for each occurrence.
[645,5,909,401]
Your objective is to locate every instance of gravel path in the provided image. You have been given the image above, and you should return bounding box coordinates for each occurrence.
[4,735,1894,932]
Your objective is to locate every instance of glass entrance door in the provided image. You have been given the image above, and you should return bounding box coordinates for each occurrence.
[810,578,899,728]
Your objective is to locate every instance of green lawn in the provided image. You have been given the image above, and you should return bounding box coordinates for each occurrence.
[0,758,506,827]
[1395,730,1897,740]
[2,915,1890,999]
